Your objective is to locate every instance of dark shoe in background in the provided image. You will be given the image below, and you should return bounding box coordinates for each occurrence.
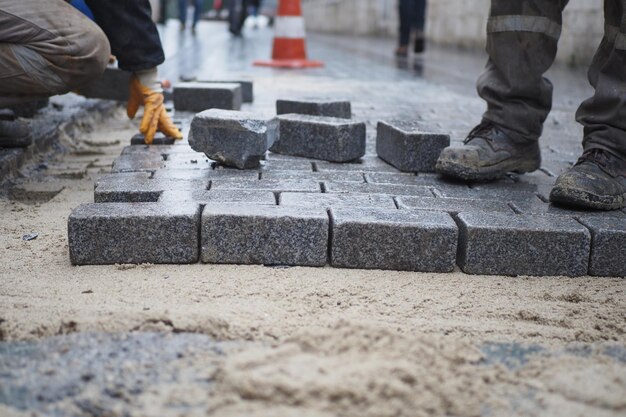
[395,45,409,57]
[550,148,626,210]
[414,35,425,54]
[0,110,32,148]
[435,121,541,181]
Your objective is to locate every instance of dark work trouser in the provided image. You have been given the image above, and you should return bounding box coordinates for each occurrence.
[477,0,626,160]
[398,0,427,46]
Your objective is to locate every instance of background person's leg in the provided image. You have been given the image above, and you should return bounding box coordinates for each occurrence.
[193,0,204,29]
[477,0,569,143]
[178,0,188,27]
[398,0,414,48]
[414,0,427,53]
[576,0,626,160]
[0,0,110,106]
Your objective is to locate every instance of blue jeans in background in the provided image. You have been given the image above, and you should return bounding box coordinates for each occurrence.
[399,0,427,46]
[179,0,204,28]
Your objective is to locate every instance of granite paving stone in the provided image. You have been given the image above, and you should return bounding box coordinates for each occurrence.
[431,185,543,202]
[111,154,165,173]
[456,212,591,277]
[396,196,512,215]
[153,168,259,180]
[68,202,201,265]
[211,178,320,193]
[201,204,329,266]
[188,109,278,169]
[315,156,400,173]
[323,181,434,197]
[376,120,450,173]
[280,192,396,209]
[578,217,626,277]
[510,199,626,220]
[276,98,352,119]
[173,82,242,112]
[258,160,314,172]
[270,114,365,162]
[130,133,177,145]
[196,79,254,102]
[330,207,458,272]
[94,173,209,203]
[159,189,277,205]
[261,170,364,182]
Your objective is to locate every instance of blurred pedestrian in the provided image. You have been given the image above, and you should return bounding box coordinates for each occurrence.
[179,0,204,34]
[396,0,427,57]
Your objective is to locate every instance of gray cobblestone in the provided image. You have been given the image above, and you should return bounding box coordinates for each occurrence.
[578,217,626,277]
[188,109,278,169]
[68,202,201,265]
[153,168,259,180]
[510,199,626,220]
[276,99,351,119]
[211,178,321,193]
[270,114,365,162]
[330,208,457,272]
[396,196,512,215]
[315,156,399,173]
[259,160,314,172]
[196,79,254,102]
[130,133,176,146]
[201,204,328,266]
[111,154,165,173]
[432,185,545,202]
[280,192,396,209]
[94,173,209,203]
[121,144,194,156]
[456,212,591,277]
[173,82,242,112]
[376,120,450,173]
[159,190,276,205]
[323,181,433,197]
[261,170,364,182]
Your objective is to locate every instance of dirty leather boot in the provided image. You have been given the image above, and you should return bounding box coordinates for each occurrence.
[550,149,626,210]
[0,110,32,148]
[435,121,541,181]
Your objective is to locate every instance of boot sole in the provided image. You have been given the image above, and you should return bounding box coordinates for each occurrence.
[435,158,540,182]
[550,187,626,211]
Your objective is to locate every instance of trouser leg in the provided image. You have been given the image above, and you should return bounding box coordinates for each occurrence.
[477,0,569,143]
[179,0,188,25]
[398,0,415,46]
[0,0,110,106]
[415,0,426,33]
[85,0,164,72]
[193,0,203,26]
[576,0,626,160]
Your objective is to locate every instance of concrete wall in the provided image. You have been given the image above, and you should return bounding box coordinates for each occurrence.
[301,0,605,66]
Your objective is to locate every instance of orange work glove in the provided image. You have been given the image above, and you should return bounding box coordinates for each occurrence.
[127,74,182,144]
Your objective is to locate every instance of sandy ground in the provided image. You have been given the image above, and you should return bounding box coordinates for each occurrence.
[0,109,625,416]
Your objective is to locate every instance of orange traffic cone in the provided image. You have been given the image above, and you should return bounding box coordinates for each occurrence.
[254,0,323,69]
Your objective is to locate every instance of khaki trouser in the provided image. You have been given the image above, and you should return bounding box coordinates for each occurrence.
[477,0,626,159]
[0,0,110,107]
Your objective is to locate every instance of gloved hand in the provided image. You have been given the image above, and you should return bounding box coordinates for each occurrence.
[127,70,182,144]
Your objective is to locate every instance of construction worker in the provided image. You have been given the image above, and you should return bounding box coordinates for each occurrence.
[0,0,182,148]
[435,1,626,210]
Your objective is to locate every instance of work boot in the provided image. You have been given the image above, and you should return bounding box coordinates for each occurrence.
[435,121,541,181]
[550,148,626,210]
[0,110,32,148]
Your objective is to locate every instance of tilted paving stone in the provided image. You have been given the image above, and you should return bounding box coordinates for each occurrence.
[173,82,242,112]
[195,79,254,102]
[280,192,396,210]
[578,217,626,277]
[261,170,364,182]
[315,156,400,173]
[396,196,513,215]
[68,202,201,265]
[94,173,209,203]
[376,120,450,173]
[188,109,278,169]
[201,204,328,266]
[270,114,365,162]
[111,154,165,173]
[456,212,591,277]
[159,189,277,205]
[323,181,434,197]
[211,178,321,193]
[330,207,458,272]
[276,98,352,119]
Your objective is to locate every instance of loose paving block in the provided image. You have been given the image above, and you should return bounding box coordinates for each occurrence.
[578,217,626,277]
[95,173,209,202]
[323,181,433,197]
[270,114,365,162]
[211,178,321,193]
[159,189,277,205]
[261,170,364,182]
[276,99,351,119]
[280,192,396,210]
[330,208,458,272]
[68,202,201,265]
[188,109,277,169]
[111,154,164,173]
[80,67,131,101]
[315,156,399,173]
[173,82,242,112]
[456,212,591,277]
[396,196,512,215]
[376,120,450,172]
[196,79,254,102]
[201,204,328,266]
[130,133,176,145]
